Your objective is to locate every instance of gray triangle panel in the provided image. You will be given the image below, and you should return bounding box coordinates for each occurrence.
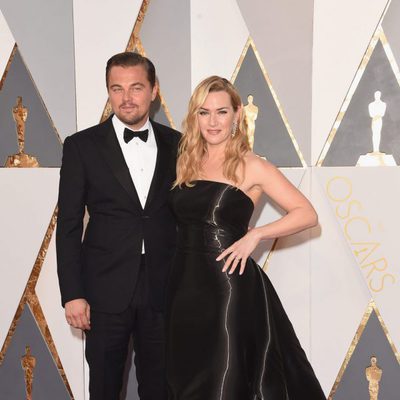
[0,304,70,399]
[333,310,400,400]
[382,0,400,67]
[150,95,172,127]
[0,50,62,167]
[236,0,313,165]
[140,0,190,129]
[0,0,76,139]
[323,40,400,166]
[234,46,302,167]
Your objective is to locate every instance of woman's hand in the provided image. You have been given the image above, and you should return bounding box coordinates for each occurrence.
[216,228,261,275]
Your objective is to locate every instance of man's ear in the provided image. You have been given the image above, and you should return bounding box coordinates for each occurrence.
[151,82,159,102]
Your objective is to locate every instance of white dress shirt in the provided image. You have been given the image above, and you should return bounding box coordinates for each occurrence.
[113,115,158,252]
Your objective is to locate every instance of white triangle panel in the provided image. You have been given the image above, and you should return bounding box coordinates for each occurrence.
[316,166,400,354]
[311,168,371,394]
[0,10,14,79]
[190,0,249,90]
[0,169,59,347]
[266,168,311,356]
[36,234,85,400]
[73,0,142,131]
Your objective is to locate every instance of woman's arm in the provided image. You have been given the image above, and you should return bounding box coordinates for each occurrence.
[216,155,317,274]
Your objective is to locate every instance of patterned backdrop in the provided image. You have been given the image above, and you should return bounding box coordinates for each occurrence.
[0,0,399,399]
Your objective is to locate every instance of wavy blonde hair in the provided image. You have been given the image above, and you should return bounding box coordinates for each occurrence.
[175,76,250,187]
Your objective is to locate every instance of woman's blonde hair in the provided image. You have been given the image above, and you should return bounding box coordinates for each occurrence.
[175,76,250,187]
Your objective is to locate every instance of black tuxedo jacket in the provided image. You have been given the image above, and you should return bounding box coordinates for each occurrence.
[56,117,180,313]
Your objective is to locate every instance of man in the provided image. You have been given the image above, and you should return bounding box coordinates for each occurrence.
[56,52,180,400]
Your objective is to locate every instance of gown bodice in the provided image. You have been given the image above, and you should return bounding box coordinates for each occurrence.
[170,180,254,254]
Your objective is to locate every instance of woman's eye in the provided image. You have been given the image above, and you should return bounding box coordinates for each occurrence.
[198,111,208,116]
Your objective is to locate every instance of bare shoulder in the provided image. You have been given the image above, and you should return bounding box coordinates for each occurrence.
[243,152,293,196]
[244,152,279,177]
[242,152,312,212]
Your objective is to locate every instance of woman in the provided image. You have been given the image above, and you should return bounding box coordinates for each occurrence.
[166,76,325,400]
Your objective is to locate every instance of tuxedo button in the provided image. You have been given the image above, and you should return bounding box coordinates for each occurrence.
[143,215,150,219]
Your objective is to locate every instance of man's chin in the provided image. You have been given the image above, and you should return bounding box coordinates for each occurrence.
[116,113,147,128]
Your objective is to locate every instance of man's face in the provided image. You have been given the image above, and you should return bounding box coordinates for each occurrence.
[107,65,157,129]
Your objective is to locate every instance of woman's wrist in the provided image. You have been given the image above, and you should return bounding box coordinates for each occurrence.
[249,226,264,242]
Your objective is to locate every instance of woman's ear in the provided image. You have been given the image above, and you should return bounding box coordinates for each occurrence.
[235,105,243,123]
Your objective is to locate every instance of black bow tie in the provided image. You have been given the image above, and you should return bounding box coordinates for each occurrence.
[123,128,149,143]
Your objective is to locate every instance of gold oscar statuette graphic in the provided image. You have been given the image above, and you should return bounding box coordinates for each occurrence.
[357,91,396,166]
[4,96,40,168]
[365,356,382,400]
[243,94,258,150]
[21,346,36,400]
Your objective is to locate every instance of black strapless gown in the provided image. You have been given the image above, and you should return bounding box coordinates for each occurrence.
[166,180,325,400]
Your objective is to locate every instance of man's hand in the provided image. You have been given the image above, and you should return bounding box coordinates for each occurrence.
[65,298,91,331]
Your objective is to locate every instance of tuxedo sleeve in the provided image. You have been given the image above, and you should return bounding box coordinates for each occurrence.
[56,136,86,306]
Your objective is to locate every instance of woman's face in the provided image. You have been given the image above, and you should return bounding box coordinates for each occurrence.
[197,91,238,148]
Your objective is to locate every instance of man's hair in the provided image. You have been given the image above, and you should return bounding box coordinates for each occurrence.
[106,52,156,88]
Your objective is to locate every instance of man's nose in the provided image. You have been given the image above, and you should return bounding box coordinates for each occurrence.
[123,89,131,102]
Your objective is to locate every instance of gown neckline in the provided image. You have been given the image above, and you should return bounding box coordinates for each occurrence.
[192,179,255,210]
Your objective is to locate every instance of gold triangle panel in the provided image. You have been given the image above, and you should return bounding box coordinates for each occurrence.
[0,43,17,92]
[0,207,74,398]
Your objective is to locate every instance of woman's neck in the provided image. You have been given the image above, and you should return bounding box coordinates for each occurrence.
[205,143,226,160]
[201,147,226,179]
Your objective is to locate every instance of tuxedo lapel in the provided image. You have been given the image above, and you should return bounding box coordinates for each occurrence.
[94,118,143,209]
[144,122,173,211]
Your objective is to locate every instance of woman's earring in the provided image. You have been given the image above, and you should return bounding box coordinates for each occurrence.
[232,121,238,137]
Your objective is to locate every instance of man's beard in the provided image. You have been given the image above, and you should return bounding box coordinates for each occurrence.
[117,109,148,128]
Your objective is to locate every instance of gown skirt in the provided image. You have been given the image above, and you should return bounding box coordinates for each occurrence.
[166,180,326,400]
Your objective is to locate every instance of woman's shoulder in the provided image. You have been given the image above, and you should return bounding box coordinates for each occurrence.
[244,151,276,172]
[242,152,284,191]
